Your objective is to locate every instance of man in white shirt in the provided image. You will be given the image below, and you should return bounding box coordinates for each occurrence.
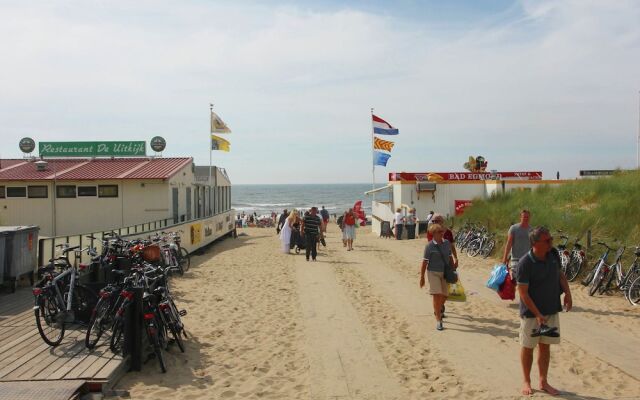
[393,208,405,240]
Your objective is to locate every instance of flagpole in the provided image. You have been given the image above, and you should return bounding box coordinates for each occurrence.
[371,107,375,192]
[209,103,213,217]
[637,90,639,169]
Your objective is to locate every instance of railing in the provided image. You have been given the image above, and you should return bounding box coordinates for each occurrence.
[38,210,236,267]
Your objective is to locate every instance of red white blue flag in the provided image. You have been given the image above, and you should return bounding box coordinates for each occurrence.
[372,114,399,135]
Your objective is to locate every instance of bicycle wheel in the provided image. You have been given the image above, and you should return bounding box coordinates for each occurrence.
[34,293,66,347]
[627,275,640,306]
[85,298,111,349]
[110,317,125,354]
[168,321,185,353]
[467,239,482,257]
[589,267,606,296]
[145,318,167,373]
[582,262,599,286]
[481,240,496,259]
[565,257,582,282]
[71,285,98,324]
[179,248,190,272]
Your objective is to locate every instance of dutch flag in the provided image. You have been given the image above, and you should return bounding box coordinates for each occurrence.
[372,114,399,135]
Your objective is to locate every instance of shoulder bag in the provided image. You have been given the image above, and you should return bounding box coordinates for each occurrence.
[434,243,458,284]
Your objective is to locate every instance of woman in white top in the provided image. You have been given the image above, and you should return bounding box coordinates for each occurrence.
[279,210,297,253]
[393,208,405,240]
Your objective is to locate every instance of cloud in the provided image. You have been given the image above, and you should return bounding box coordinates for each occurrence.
[0,0,638,183]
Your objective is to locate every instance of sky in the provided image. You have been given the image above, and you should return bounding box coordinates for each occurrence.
[0,0,639,184]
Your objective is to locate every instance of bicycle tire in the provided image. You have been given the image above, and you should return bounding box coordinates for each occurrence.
[599,267,617,294]
[71,285,98,324]
[146,318,167,373]
[582,262,599,286]
[110,317,125,354]
[168,322,185,353]
[481,240,496,259]
[467,239,481,257]
[179,248,190,272]
[34,294,66,347]
[589,268,606,296]
[85,298,111,349]
[565,257,582,282]
[627,275,640,306]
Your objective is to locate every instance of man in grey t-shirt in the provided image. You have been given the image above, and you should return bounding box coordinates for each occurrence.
[501,210,532,276]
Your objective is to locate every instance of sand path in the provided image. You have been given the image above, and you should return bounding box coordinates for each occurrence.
[115,226,640,400]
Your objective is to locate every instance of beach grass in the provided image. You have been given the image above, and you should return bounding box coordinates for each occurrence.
[455,170,640,262]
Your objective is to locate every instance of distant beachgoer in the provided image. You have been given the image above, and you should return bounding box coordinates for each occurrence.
[502,209,532,278]
[276,209,289,234]
[425,211,434,224]
[337,214,346,247]
[393,208,404,240]
[420,223,455,331]
[406,208,417,239]
[343,208,357,251]
[279,211,297,254]
[301,207,322,261]
[427,214,458,269]
[516,226,572,396]
[320,206,330,232]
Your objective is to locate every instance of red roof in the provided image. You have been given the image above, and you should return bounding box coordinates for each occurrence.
[0,158,192,181]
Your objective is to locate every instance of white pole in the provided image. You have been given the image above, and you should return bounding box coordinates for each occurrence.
[637,90,639,169]
[371,107,375,190]
[209,103,213,217]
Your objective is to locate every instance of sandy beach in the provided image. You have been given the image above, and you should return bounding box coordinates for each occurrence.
[115,225,640,400]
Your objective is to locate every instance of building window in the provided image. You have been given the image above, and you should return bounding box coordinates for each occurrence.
[98,185,118,198]
[28,186,48,198]
[78,186,97,197]
[6,187,27,198]
[56,185,76,198]
[0,186,4,198]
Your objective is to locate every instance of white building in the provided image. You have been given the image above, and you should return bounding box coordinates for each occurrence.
[0,157,232,237]
[367,171,567,235]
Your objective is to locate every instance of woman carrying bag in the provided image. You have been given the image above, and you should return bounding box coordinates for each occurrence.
[420,223,456,331]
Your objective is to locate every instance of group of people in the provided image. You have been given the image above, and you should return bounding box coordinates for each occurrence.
[393,208,435,240]
[419,209,572,396]
[276,206,330,261]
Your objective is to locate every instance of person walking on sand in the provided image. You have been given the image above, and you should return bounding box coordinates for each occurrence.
[427,214,458,270]
[516,226,572,396]
[301,207,322,261]
[502,209,532,278]
[342,208,357,251]
[279,210,297,254]
[393,208,405,240]
[277,209,289,234]
[320,206,330,233]
[405,208,417,239]
[420,223,455,331]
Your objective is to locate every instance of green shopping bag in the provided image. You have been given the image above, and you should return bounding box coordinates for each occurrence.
[447,281,467,302]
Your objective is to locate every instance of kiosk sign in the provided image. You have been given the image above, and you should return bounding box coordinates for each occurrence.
[39,141,146,157]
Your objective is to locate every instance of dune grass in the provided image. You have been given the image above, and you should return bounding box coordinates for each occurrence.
[455,170,640,261]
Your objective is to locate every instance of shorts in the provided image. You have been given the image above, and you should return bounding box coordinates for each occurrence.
[519,313,561,349]
[343,225,356,240]
[427,271,447,295]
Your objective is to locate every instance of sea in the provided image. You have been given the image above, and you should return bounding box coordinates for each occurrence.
[232,184,390,217]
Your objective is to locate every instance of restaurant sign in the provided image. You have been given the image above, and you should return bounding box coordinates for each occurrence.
[39,141,146,157]
[389,171,542,182]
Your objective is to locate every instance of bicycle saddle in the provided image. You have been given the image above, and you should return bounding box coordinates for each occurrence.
[531,324,559,338]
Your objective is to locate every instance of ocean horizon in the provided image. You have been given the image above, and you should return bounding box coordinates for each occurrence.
[232,183,391,216]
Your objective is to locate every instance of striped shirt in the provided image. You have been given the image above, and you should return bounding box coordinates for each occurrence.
[303,214,321,236]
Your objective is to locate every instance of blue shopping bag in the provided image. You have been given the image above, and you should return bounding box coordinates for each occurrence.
[486,263,508,291]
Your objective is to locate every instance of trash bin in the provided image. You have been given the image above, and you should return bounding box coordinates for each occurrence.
[1,226,39,292]
[418,222,429,237]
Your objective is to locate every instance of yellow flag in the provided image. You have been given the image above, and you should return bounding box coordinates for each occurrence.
[211,135,230,152]
[211,111,231,134]
[374,137,394,152]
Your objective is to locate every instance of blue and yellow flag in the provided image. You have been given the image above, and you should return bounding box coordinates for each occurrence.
[211,135,230,152]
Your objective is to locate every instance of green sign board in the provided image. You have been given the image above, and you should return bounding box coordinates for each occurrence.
[39,141,146,157]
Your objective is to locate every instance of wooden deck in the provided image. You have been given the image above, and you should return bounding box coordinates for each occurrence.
[0,288,125,391]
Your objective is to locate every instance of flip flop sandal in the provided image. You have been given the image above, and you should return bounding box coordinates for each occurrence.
[531,324,559,338]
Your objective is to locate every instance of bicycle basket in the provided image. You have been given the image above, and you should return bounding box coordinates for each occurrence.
[142,245,161,262]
